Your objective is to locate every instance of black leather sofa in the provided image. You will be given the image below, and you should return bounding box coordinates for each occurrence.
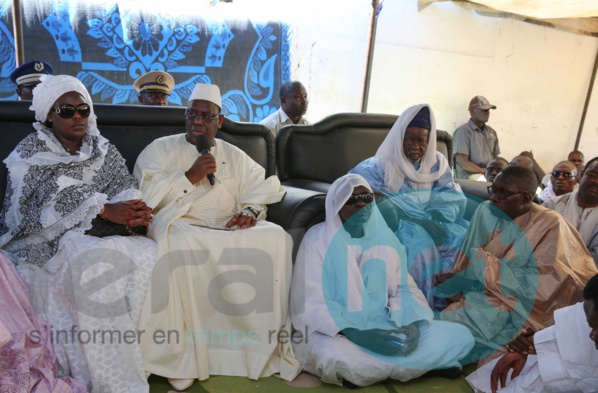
[276,112,454,193]
[0,100,276,205]
[275,112,489,221]
[0,100,323,261]
[0,102,489,261]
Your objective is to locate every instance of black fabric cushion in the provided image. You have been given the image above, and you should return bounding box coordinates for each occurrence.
[85,217,148,237]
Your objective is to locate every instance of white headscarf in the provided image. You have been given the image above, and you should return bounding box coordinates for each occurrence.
[19,74,103,165]
[31,74,98,134]
[375,103,449,194]
[324,173,372,240]
[291,174,431,336]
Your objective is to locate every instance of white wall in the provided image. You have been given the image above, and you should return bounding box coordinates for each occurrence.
[578,73,598,160]
[291,0,598,171]
[291,1,372,117]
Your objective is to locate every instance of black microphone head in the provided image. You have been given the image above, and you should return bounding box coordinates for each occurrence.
[195,134,211,153]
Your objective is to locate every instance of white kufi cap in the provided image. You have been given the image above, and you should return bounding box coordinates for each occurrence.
[189,83,221,109]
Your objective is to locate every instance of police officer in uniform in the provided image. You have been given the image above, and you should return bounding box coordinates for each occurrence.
[9,60,54,100]
[134,71,175,106]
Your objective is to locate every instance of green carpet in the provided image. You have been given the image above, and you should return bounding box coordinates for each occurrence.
[149,364,476,392]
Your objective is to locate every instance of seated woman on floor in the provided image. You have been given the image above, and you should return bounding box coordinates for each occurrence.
[290,174,474,387]
[0,74,157,393]
[0,251,86,392]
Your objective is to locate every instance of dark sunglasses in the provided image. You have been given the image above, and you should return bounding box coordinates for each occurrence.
[551,171,574,179]
[345,192,374,205]
[52,104,91,119]
[487,185,528,200]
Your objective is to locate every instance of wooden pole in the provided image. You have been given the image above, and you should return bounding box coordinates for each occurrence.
[12,0,25,66]
[361,0,380,113]
[575,45,598,150]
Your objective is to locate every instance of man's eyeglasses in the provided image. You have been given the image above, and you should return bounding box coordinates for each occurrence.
[345,193,374,206]
[551,171,574,179]
[487,185,528,200]
[52,104,91,119]
[185,111,220,122]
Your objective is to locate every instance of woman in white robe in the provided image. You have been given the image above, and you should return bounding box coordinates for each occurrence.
[290,174,474,387]
[0,75,157,393]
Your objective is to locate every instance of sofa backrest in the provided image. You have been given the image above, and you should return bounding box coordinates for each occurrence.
[0,101,275,208]
[276,112,453,192]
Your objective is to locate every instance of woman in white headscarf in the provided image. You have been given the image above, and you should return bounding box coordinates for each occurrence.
[350,104,468,310]
[0,75,157,393]
[290,174,474,387]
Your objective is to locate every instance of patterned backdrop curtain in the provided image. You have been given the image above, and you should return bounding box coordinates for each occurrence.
[0,0,290,122]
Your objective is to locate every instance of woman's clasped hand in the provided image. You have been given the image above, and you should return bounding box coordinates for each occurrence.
[102,199,153,226]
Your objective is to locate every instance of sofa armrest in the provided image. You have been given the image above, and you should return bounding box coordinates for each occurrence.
[456,179,490,221]
[267,186,326,261]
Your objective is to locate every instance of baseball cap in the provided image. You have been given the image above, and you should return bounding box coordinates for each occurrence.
[469,95,497,110]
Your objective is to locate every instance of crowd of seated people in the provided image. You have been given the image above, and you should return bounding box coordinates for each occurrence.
[1,68,597,393]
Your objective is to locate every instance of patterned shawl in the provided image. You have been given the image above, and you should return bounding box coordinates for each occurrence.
[0,75,140,268]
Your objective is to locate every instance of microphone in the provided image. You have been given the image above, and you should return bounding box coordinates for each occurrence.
[195,134,215,185]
